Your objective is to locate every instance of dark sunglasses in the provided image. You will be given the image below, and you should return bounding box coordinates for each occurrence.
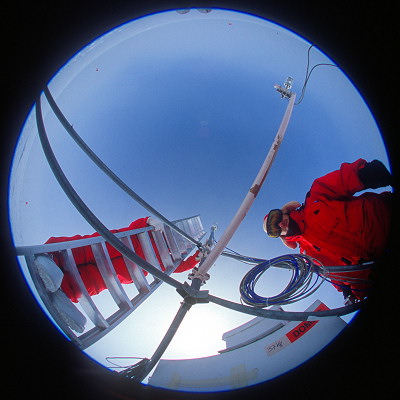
[264,209,284,238]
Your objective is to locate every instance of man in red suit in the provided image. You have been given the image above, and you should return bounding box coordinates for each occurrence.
[263,159,393,303]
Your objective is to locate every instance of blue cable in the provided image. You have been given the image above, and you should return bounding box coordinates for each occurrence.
[239,255,325,307]
[214,237,372,306]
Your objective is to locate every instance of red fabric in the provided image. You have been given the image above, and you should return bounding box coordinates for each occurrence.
[283,159,392,300]
[46,218,199,302]
[173,251,200,273]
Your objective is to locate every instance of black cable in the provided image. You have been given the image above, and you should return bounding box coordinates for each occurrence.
[295,44,338,105]
[106,356,146,369]
[118,358,150,378]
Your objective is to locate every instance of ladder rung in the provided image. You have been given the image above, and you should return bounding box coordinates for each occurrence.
[186,219,196,238]
[171,227,188,255]
[60,249,109,329]
[137,232,162,271]
[91,242,133,310]
[178,221,193,250]
[151,230,174,270]
[163,225,182,262]
[120,236,151,293]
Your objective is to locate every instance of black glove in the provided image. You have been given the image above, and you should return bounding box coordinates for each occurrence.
[358,160,393,189]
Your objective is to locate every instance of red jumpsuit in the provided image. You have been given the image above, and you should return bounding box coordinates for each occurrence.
[46,217,199,302]
[284,159,392,300]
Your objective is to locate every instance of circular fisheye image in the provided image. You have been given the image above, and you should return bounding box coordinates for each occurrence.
[6,5,394,398]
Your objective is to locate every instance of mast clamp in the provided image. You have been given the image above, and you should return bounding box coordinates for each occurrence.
[176,282,209,304]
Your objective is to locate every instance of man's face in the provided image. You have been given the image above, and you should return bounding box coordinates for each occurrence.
[278,213,290,236]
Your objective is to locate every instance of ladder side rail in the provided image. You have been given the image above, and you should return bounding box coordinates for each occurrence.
[60,249,109,329]
[120,236,151,294]
[24,254,82,346]
[15,226,154,256]
[79,308,135,349]
[90,242,133,310]
[161,225,182,263]
[151,230,174,271]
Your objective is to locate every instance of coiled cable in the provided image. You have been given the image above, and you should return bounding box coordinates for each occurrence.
[239,254,326,307]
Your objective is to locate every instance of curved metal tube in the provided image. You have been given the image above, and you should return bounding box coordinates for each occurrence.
[43,87,202,249]
[208,294,362,321]
[36,94,184,290]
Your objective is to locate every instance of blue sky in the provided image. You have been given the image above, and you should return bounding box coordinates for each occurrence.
[9,9,390,381]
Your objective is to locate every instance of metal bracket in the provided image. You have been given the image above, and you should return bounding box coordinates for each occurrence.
[188,266,210,286]
[274,84,293,99]
[176,282,209,304]
[274,76,294,99]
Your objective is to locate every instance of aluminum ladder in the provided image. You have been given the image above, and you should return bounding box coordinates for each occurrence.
[15,215,205,349]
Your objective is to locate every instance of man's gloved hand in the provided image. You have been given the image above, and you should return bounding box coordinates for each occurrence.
[147,217,164,231]
[358,160,393,189]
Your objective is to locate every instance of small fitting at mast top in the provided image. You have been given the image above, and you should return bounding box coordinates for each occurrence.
[275,76,294,99]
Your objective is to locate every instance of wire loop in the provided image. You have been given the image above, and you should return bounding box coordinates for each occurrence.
[239,254,325,307]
